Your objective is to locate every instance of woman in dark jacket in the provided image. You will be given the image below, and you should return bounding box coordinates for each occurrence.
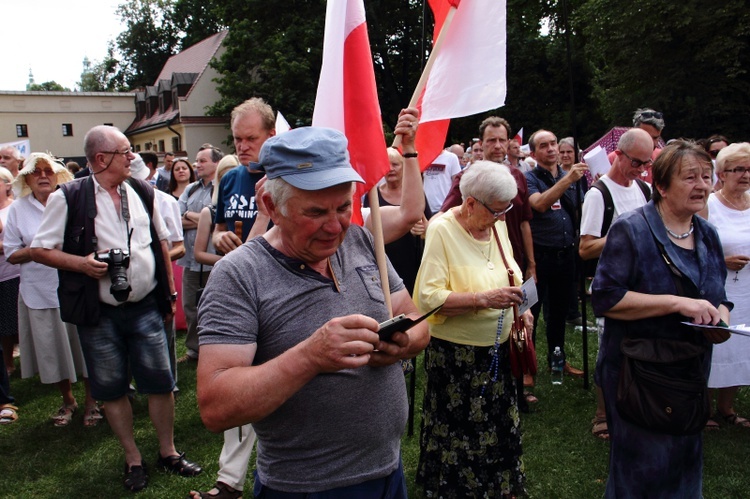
[593,140,731,498]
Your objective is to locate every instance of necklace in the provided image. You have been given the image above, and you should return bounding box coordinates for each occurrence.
[459,208,494,269]
[665,223,694,240]
[719,190,750,212]
[475,238,494,270]
[657,206,694,239]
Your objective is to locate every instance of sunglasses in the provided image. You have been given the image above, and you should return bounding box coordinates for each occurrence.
[639,111,663,120]
[619,150,653,169]
[476,198,513,219]
[30,168,56,177]
[708,150,721,158]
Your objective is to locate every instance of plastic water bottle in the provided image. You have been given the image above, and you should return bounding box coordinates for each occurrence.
[551,346,564,385]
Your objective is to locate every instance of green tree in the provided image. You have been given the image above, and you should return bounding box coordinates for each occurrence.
[578,0,750,141]
[116,0,181,88]
[79,43,128,92]
[170,0,226,49]
[208,0,326,128]
[27,81,71,91]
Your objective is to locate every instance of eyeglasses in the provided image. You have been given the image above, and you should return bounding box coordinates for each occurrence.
[30,168,55,177]
[100,148,132,156]
[709,150,721,158]
[476,198,513,219]
[619,150,653,169]
[725,166,750,174]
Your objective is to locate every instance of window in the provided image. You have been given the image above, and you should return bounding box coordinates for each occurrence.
[171,137,180,153]
[16,124,28,137]
[62,123,73,136]
[158,140,165,152]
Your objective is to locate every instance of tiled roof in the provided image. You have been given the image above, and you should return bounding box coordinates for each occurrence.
[126,30,228,134]
[155,31,228,84]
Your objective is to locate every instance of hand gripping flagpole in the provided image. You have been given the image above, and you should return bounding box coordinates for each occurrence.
[370,4,459,317]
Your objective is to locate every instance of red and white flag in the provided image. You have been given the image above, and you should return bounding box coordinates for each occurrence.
[416,0,507,170]
[513,127,524,145]
[313,0,389,225]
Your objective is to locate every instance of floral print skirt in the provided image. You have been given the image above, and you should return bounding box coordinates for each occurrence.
[417,337,526,498]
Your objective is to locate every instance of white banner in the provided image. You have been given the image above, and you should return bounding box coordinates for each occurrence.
[0,139,31,158]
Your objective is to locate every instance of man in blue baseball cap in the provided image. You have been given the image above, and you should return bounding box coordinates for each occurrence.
[195,114,428,498]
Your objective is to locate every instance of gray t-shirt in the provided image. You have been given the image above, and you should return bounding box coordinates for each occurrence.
[198,224,407,492]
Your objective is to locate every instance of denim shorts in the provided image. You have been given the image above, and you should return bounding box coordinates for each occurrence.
[77,293,174,401]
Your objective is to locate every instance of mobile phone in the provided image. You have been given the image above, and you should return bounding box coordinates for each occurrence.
[377,305,442,341]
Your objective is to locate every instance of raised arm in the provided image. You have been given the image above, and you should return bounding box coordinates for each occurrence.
[365,108,425,243]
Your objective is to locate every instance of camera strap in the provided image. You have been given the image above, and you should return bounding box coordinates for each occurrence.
[119,184,133,254]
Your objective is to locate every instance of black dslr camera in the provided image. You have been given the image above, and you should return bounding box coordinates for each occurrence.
[95,248,132,302]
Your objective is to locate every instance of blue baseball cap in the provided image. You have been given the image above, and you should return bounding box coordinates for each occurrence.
[255,127,364,190]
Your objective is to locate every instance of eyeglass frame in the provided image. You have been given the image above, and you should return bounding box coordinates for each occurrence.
[618,149,653,169]
[638,111,663,120]
[475,198,513,219]
[29,168,56,177]
[725,166,750,175]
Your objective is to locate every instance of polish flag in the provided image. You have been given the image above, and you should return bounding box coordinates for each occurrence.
[513,127,524,145]
[313,0,390,225]
[415,0,507,170]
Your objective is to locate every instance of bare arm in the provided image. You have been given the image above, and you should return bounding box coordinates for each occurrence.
[168,240,185,261]
[197,314,381,432]
[181,211,199,230]
[437,286,524,317]
[195,207,221,266]
[579,234,606,261]
[30,247,108,278]
[365,109,424,244]
[7,247,32,265]
[520,220,536,281]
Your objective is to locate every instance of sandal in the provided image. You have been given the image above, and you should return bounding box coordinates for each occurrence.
[718,412,750,428]
[189,481,242,499]
[83,405,104,427]
[0,404,18,425]
[124,461,149,492]
[51,403,77,427]
[157,451,203,476]
[592,416,609,440]
[704,418,720,431]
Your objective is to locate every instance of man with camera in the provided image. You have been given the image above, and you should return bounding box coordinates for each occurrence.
[30,125,202,492]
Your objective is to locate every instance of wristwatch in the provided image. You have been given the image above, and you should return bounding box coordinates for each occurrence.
[170,292,179,302]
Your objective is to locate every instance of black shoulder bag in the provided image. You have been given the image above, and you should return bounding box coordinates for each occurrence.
[615,230,710,436]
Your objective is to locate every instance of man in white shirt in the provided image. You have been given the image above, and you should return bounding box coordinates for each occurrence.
[579,127,653,441]
[423,149,461,213]
[30,125,202,492]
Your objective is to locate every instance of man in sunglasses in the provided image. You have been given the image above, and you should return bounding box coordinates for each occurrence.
[608,108,665,183]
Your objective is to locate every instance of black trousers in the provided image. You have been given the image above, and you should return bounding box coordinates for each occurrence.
[531,244,576,366]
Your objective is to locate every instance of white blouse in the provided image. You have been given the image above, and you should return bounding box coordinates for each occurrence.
[3,195,60,309]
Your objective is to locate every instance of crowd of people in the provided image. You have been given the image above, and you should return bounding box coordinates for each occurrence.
[0,101,748,499]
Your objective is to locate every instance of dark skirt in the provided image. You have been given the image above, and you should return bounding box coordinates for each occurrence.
[0,277,19,337]
[417,337,526,498]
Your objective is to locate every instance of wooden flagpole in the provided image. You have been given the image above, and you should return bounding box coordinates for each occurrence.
[371,5,459,318]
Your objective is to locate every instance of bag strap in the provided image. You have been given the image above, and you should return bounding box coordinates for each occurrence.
[492,226,523,331]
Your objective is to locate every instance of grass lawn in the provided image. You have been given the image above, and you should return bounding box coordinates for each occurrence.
[2,318,749,498]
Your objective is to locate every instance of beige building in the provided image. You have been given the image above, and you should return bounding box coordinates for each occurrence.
[0,91,135,163]
[0,30,232,166]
